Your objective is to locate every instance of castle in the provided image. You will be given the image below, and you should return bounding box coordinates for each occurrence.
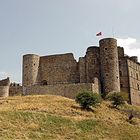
[0,38,140,106]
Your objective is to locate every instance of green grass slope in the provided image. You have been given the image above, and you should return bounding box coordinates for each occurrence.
[0,95,139,140]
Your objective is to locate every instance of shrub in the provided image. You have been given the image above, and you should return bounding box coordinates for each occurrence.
[75,91,101,109]
[107,92,125,108]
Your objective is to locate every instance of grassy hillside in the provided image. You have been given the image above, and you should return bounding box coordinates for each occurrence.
[0,95,140,140]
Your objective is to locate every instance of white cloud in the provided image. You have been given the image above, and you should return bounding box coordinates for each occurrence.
[117,37,140,62]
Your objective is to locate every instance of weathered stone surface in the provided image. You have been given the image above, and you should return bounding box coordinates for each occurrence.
[0,86,9,97]
[9,86,23,96]
[23,82,99,99]
[100,38,120,94]
[22,54,40,86]
[38,53,79,85]
[0,77,10,97]
[127,59,140,105]
[0,77,10,86]
[21,37,140,106]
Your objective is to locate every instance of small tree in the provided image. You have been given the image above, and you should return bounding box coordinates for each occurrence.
[108,92,125,108]
[75,91,101,109]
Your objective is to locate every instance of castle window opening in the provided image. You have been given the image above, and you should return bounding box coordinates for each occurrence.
[41,80,48,85]
[120,84,123,88]
[17,84,20,86]
[137,84,140,90]
[119,71,122,77]
[136,73,139,80]
[119,61,121,66]
[34,63,36,66]
[105,48,107,50]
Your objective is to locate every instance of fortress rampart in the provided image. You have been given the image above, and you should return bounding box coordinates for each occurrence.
[1,38,140,106]
[21,37,140,105]
[23,77,99,99]
[22,38,121,95]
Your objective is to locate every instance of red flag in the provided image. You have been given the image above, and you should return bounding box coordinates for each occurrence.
[96,32,102,36]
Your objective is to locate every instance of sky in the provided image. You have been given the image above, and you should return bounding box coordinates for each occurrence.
[0,0,140,83]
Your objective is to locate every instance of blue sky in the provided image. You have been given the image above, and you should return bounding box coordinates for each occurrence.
[0,0,140,83]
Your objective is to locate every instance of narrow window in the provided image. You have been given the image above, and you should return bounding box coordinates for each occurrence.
[119,61,121,66]
[136,73,138,80]
[119,71,122,77]
[120,84,123,88]
[137,84,140,90]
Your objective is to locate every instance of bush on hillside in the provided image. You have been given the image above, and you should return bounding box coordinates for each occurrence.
[75,91,101,109]
[107,92,126,108]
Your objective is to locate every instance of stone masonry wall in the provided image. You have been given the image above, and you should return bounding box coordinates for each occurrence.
[9,86,23,96]
[119,57,129,93]
[0,78,10,97]
[0,77,10,86]
[0,86,9,97]
[38,53,79,85]
[22,54,40,86]
[21,38,140,106]
[79,57,86,83]
[85,47,100,83]
[100,38,120,94]
[127,59,140,105]
[23,83,99,99]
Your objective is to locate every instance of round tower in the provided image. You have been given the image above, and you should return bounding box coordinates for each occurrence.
[22,54,40,86]
[99,38,120,94]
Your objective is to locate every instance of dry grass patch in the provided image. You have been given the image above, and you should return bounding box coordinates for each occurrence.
[0,95,139,140]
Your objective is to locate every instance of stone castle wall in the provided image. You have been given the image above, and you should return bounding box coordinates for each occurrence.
[21,38,140,106]
[37,53,79,85]
[0,86,9,97]
[79,57,86,83]
[0,77,10,97]
[118,57,129,94]
[0,77,10,86]
[85,47,100,83]
[127,59,140,105]
[9,86,23,96]
[23,82,99,99]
